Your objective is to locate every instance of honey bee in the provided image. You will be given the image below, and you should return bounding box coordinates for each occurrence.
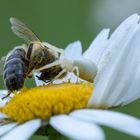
[2,45,29,94]
[1,17,98,98]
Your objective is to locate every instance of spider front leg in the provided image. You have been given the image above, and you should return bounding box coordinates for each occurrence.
[34,60,63,72]
[52,69,67,82]
[71,66,80,83]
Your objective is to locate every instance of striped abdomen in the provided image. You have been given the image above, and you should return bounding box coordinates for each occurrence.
[3,48,29,92]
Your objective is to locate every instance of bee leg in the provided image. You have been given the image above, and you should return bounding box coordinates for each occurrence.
[2,91,11,100]
[52,69,67,82]
[71,66,79,83]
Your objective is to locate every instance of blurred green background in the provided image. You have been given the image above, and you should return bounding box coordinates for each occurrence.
[0,0,140,139]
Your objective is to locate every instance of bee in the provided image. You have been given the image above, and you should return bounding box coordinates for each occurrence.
[1,17,98,98]
[2,45,29,95]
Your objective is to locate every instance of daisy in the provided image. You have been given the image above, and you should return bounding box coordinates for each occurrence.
[1,14,140,140]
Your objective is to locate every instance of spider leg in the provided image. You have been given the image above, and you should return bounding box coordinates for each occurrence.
[71,66,79,83]
[50,69,67,83]
[35,60,62,72]
[54,69,67,80]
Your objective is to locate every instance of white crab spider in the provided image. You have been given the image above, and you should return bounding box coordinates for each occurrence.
[34,42,98,83]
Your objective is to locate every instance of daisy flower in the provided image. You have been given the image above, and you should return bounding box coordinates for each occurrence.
[1,14,140,140]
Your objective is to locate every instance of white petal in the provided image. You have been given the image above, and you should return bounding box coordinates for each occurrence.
[52,73,73,84]
[65,72,84,83]
[0,99,7,107]
[83,29,110,65]
[89,14,140,108]
[0,90,10,107]
[0,90,7,97]
[0,113,8,119]
[34,72,81,86]
[1,119,41,140]
[0,123,17,136]
[50,115,105,140]
[110,14,140,40]
[53,72,84,84]
[71,109,140,138]
[64,41,82,60]
[0,90,14,106]
[97,14,140,74]
[0,90,8,106]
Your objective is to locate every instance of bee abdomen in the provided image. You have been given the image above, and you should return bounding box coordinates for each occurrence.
[4,73,24,92]
[4,48,29,92]
[6,48,26,61]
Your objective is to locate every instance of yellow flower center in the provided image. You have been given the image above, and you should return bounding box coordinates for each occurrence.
[1,83,93,123]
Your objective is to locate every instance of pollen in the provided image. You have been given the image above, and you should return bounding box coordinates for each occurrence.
[1,83,93,123]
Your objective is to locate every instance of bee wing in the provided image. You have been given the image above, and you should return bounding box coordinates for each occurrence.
[9,17,40,44]
[0,56,6,76]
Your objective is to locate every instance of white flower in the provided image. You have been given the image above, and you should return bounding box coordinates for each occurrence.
[1,14,140,140]
[87,13,140,108]
[36,14,140,109]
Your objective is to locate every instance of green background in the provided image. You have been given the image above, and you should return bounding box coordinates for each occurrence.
[0,0,140,139]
